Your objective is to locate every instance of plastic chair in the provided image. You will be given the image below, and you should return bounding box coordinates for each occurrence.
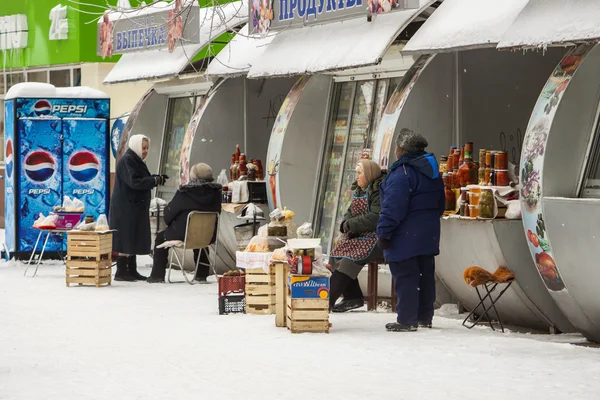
[462,266,515,333]
[161,211,220,285]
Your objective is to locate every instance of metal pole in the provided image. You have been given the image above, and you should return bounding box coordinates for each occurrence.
[243,78,248,153]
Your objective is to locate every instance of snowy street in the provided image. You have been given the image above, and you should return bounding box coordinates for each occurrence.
[2,261,600,400]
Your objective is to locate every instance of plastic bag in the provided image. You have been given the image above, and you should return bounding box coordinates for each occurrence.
[505,200,521,220]
[39,214,58,229]
[296,223,313,238]
[272,247,289,261]
[244,236,270,253]
[257,224,268,237]
[62,196,74,211]
[217,169,229,186]
[508,162,519,186]
[269,208,284,221]
[95,214,109,231]
[72,198,85,213]
[33,213,45,227]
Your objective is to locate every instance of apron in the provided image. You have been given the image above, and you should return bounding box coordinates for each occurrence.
[330,194,377,261]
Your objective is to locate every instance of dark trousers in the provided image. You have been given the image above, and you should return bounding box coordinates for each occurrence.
[389,255,436,325]
[150,230,210,279]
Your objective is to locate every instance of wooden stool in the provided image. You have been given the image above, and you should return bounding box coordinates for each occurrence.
[366,260,397,312]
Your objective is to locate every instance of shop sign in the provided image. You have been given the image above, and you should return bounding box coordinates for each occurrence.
[0,14,28,50]
[251,0,420,33]
[49,5,69,41]
[96,1,200,58]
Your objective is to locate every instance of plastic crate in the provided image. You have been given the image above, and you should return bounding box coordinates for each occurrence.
[218,275,246,297]
[219,295,246,315]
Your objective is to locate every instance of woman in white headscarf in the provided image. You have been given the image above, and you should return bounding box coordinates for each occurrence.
[109,134,168,282]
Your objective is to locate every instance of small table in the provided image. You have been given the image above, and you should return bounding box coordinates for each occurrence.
[24,228,68,278]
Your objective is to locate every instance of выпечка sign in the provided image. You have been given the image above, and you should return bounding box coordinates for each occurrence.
[0,14,28,50]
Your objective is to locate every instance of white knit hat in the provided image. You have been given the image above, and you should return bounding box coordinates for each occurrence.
[128,134,150,160]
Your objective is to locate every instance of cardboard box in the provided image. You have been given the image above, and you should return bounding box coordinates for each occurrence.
[288,275,330,299]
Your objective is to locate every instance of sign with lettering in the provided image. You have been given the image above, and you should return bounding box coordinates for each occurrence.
[96,1,200,58]
[0,14,28,50]
[49,5,69,41]
[250,0,420,33]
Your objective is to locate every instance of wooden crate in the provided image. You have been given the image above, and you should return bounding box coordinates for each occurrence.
[66,259,112,287]
[67,231,113,261]
[245,266,276,315]
[274,262,290,327]
[286,297,330,334]
[66,231,113,288]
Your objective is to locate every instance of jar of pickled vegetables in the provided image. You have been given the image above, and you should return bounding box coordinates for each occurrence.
[479,188,495,219]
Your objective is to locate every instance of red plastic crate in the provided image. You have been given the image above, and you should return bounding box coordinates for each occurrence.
[218,274,246,297]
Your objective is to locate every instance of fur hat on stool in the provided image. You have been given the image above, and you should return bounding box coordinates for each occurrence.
[189,163,213,182]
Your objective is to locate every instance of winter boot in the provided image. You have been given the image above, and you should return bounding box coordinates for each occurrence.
[385,322,418,332]
[114,256,135,282]
[147,276,165,284]
[329,270,353,311]
[128,255,147,281]
[193,249,211,283]
[418,320,433,329]
[333,278,364,313]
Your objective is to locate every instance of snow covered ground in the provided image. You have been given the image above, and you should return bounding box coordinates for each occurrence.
[2,259,600,400]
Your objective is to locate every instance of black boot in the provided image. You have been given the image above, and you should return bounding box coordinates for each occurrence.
[329,270,353,311]
[193,249,210,283]
[333,278,365,313]
[418,320,433,329]
[386,322,418,332]
[128,255,147,281]
[114,256,135,282]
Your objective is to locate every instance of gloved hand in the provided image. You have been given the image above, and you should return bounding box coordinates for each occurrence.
[161,174,169,181]
[340,221,349,234]
[377,238,390,250]
[154,175,165,186]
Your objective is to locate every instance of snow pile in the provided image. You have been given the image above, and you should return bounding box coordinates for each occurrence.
[2,262,600,399]
[247,0,432,78]
[5,83,109,100]
[403,0,529,53]
[205,24,278,78]
[497,0,600,49]
[103,0,248,84]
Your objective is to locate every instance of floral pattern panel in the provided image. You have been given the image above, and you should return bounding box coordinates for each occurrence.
[520,45,593,292]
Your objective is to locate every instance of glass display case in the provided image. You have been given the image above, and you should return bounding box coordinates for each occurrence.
[314,77,401,254]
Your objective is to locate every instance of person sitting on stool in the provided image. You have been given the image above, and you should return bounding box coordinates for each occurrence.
[147,163,222,283]
[329,159,385,312]
[377,129,445,332]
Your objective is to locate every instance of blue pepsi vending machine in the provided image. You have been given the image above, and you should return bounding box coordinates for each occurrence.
[4,84,110,259]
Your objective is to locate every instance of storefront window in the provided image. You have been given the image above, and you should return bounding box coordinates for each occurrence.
[315,83,354,252]
[7,72,25,90]
[73,68,82,86]
[50,69,71,87]
[369,80,389,149]
[28,71,48,83]
[0,74,5,95]
[158,97,195,201]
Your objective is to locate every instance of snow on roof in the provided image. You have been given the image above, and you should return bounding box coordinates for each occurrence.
[497,0,600,49]
[403,0,529,54]
[205,24,277,78]
[247,0,434,78]
[99,0,196,22]
[103,0,247,84]
[6,83,109,100]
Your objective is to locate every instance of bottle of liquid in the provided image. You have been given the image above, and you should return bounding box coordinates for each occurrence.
[255,159,264,180]
[238,154,248,178]
[235,144,241,162]
[459,151,477,187]
[229,154,236,181]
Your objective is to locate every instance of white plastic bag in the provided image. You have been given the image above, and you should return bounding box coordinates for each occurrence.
[296,222,313,238]
[95,214,109,231]
[33,213,45,227]
[72,198,85,212]
[217,169,229,186]
[62,196,74,211]
[505,200,521,220]
[39,214,59,229]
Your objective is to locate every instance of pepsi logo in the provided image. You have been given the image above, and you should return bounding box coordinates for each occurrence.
[68,151,100,183]
[24,151,56,182]
[5,139,13,179]
[33,100,52,116]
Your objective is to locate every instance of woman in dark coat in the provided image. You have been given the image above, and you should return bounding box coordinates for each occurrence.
[147,163,222,283]
[109,134,167,282]
[329,159,385,312]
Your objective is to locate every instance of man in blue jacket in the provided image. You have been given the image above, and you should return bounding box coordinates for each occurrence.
[377,129,445,332]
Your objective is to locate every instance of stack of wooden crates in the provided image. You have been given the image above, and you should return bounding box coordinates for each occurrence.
[245,265,276,314]
[66,231,113,288]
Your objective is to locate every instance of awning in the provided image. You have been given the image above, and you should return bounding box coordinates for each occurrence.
[403,0,528,54]
[246,0,435,79]
[205,24,277,78]
[103,1,247,84]
[497,0,600,50]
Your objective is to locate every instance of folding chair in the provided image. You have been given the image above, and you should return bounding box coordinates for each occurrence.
[462,266,515,333]
[160,211,220,285]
